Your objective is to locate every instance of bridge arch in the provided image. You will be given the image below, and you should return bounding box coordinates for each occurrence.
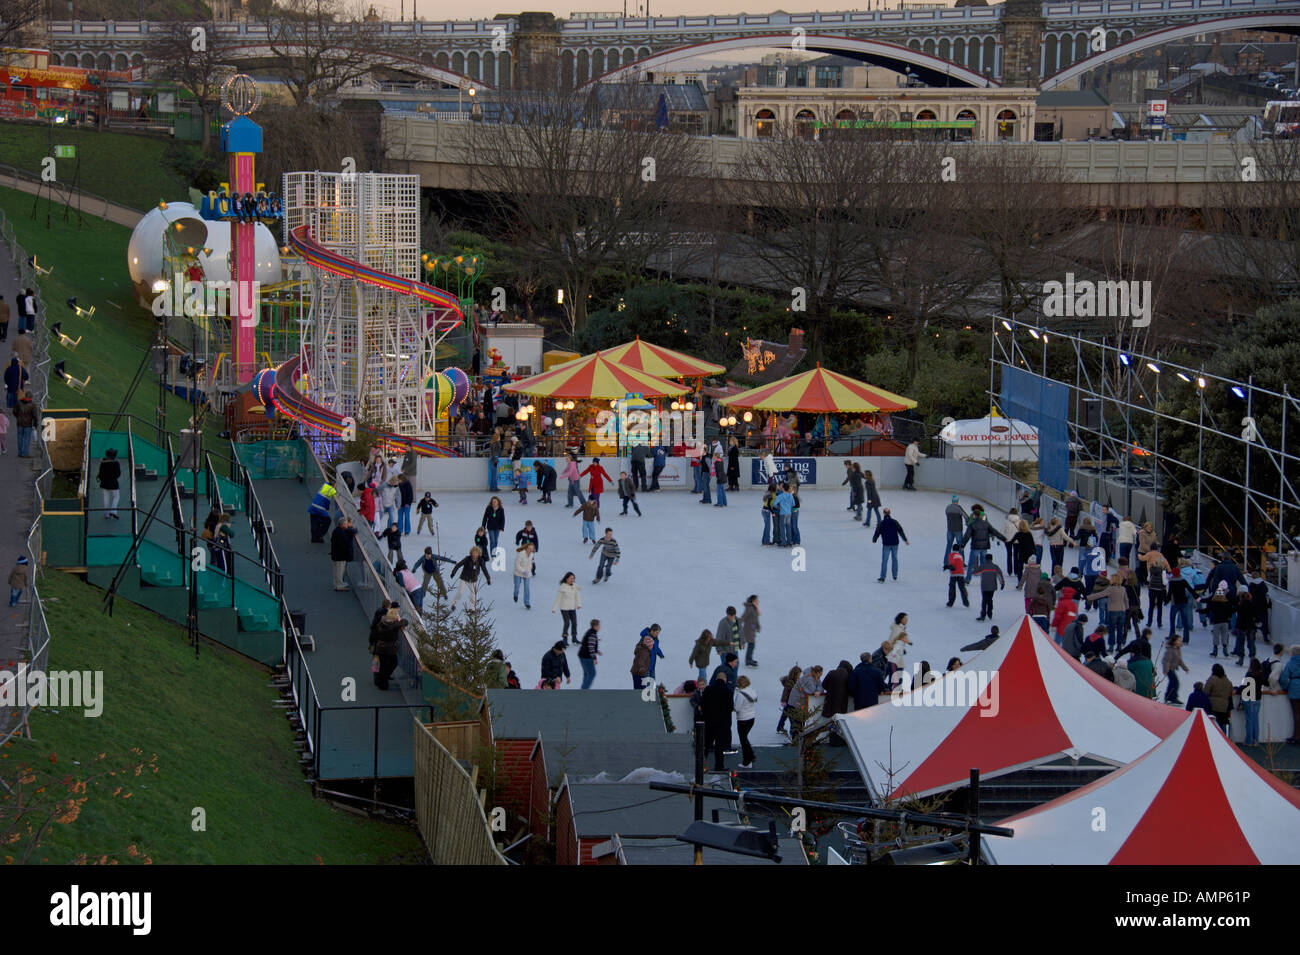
[592,33,995,88]
[1045,14,1300,90]
[215,42,485,91]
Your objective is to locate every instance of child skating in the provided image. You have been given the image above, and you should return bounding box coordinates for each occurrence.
[589,528,620,584]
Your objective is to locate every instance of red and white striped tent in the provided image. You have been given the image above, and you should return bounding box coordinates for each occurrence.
[987,710,1300,864]
[834,616,1188,801]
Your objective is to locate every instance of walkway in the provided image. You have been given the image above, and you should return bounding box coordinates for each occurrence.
[0,247,44,677]
[0,166,142,229]
[255,476,420,780]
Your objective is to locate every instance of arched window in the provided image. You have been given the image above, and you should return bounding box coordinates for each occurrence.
[755,108,775,138]
[836,108,855,124]
[436,51,449,70]
[956,108,977,141]
[794,108,817,139]
[81,53,94,69]
[97,53,111,70]
[577,49,590,85]
[452,51,464,74]
[916,109,937,120]
[996,109,1017,140]
[113,53,127,71]
[469,50,482,82]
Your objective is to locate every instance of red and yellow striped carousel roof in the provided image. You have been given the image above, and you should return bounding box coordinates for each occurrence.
[721,365,916,413]
[503,351,689,400]
[598,337,726,379]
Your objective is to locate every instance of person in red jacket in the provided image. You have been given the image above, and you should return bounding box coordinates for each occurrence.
[1051,585,1079,643]
[359,483,377,529]
[580,457,613,505]
[945,548,968,608]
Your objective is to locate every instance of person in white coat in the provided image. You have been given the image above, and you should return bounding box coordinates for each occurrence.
[552,571,582,645]
[1002,509,1022,573]
[902,440,925,490]
[1117,516,1138,564]
[734,675,758,768]
[513,543,536,608]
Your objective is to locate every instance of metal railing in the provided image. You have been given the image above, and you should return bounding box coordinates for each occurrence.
[237,457,284,600]
[0,201,53,749]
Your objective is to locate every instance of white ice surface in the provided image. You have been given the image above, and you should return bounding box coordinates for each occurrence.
[400,483,1249,748]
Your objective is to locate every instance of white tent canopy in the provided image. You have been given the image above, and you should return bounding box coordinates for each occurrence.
[833,617,1188,801]
[987,710,1300,864]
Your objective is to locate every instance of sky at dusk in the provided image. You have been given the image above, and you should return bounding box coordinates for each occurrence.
[365,1,955,23]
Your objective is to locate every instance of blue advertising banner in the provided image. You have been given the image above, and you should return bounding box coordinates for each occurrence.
[750,457,817,486]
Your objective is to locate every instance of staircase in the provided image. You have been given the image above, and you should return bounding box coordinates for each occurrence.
[83,423,284,666]
[942,756,1118,822]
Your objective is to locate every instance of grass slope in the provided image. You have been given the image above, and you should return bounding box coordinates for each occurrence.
[14,570,424,864]
[0,121,188,212]
[0,186,195,428]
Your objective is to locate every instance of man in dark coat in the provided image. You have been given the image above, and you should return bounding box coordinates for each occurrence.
[330,517,358,591]
[848,654,888,710]
[820,660,853,745]
[701,672,735,770]
[540,641,571,687]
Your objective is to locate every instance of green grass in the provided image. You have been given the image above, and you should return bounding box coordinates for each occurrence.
[0,121,188,212]
[10,570,425,864]
[1,188,425,863]
[0,186,196,429]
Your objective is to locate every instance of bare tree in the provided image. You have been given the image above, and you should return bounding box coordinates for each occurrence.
[470,73,703,335]
[1206,139,1300,311]
[853,136,986,382]
[261,0,379,108]
[255,105,368,185]
[0,0,46,49]
[958,145,1084,320]
[1054,205,1198,358]
[741,106,881,363]
[145,18,230,152]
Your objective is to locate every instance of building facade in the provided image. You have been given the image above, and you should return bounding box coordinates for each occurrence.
[734,86,1039,142]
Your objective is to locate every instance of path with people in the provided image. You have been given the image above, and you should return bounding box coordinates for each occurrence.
[0,245,44,689]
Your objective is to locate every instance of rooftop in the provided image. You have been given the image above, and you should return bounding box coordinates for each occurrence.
[486,688,669,741]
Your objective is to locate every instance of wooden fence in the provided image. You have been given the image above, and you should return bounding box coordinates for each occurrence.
[412,718,508,866]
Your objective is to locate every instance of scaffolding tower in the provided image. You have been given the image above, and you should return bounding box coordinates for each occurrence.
[283,171,436,436]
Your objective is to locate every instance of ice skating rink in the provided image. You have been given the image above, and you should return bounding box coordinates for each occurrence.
[403,484,1253,747]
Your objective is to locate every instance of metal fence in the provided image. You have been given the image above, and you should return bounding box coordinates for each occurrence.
[0,202,54,749]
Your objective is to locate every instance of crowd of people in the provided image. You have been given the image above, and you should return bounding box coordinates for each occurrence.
[322,439,1298,761]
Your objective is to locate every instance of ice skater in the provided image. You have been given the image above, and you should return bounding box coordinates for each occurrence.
[589,528,620,584]
[574,498,600,543]
[975,555,1007,622]
[872,507,909,582]
[945,548,969,608]
[448,546,491,610]
[580,457,613,507]
[617,471,642,516]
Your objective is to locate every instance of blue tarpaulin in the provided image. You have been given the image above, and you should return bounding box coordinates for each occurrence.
[1000,366,1070,490]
